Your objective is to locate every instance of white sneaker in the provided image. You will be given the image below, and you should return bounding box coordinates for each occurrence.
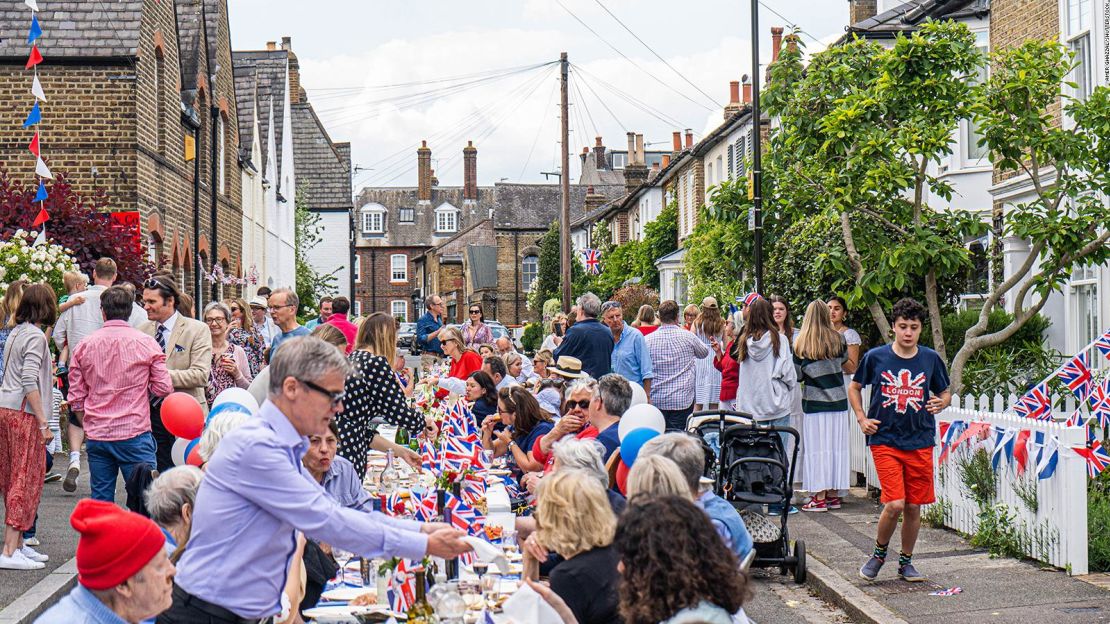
[20,545,48,563]
[23,537,40,546]
[0,550,45,570]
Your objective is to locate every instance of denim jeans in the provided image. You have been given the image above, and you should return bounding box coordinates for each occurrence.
[86,432,157,502]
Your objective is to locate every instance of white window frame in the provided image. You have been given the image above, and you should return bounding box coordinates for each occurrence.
[1068,265,1100,355]
[960,30,990,167]
[353,300,362,316]
[1063,0,1093,107]
[399,207,415,223]
[353,256,361,283]
[390,300,407,321]
[361,210,384,235]
[522,254,539,292]
[434,204,458,233]
[390,254,408,282]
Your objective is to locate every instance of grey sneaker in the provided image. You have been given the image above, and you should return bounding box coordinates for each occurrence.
[62,466,79,493]
[898,563,926,582]
[859,556,885,581]
[44,472,61,484]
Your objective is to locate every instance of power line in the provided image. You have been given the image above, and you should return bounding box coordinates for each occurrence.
[590,0,722,108]
[304,61,555,92]
[573,65,626,131]
[518,74,560,181]
[571,72,600,139]
[572,63,689,131]
[756,1,822,45]
[555,0,715,112]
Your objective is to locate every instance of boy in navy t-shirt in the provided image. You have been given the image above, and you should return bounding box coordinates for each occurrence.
[849,298,950,583]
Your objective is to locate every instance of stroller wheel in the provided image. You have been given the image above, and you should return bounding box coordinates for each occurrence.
[793,540,807,584]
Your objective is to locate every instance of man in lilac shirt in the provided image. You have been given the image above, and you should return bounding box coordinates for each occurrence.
[161,337,471,622]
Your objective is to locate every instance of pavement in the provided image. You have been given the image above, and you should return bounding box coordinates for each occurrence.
[746,568,853,623]
[789,488,1110,623]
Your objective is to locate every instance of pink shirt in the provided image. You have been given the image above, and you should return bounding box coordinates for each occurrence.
[68,320,174,441]
[326,314,359,354]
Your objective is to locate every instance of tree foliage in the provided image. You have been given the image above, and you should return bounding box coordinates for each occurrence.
[294,188,337,316]
[0,172,154,286]
[528,221,584,313]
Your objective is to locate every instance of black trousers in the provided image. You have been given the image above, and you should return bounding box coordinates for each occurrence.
[149,399,176,473]
[660,402,695,432]
[158,584,272,624]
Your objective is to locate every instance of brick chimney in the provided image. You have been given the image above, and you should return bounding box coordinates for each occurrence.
[684,129,693,149]
[771,27,784,63]
[849,0,878,25]
[672,131,682,155]
[463,141,477,202]
[417,140,432,202]
[283,37,303,104]
[580,147,590,169]
[662,154,671,168]
[266,41,277,51]
[724,80,742,119]
[742,75,752,104]
[584,185,606,216]
[594,136,606,170]
[635,134,644,164]
[623,131,648,194]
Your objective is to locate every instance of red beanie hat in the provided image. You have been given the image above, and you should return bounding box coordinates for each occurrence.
[70,499,166,590]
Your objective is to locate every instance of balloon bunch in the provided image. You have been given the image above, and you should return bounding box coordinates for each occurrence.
[614,398,666,494]
[163,388,259,467]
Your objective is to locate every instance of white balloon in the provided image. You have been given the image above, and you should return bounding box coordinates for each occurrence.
[171,437,191,466]
[618,403,666,442]
[211,387,259,413]
[628,381,647,407]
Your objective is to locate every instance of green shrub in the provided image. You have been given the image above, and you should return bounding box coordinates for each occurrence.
[970,503,1028,559]
[958,448,996,508]
[520,322,543,354]
[923,498,951,528]
[1090,471,1110,572]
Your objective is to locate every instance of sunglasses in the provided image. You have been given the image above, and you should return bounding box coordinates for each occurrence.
[564,399,592,410]
[469,309,481,314]
[299,378,346,407]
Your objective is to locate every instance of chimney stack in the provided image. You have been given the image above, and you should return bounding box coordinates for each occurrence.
[594,136,606,170]
[581,146,590,168]
[742,75,752,104]
[623,131,649,194]
[672,131,682,154]
[635,134,644,165]
[463,141,478,202]
[417,140,432,202]
[662,154,671,168]
[584,185,606,216]
[849,0,878,25]
[266,41,277,51]
[281,36,292,51]
[724,80,743,119]
[771,27,784,63]
[626,132,636,162]
[684,129,693,149]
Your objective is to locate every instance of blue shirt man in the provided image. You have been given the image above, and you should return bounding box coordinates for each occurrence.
[415,295,446,357]
[602,302,653,395]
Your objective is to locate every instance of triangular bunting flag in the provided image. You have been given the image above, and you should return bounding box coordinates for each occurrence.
[1089,378,1110,430]
[25,0,39,11]
[1057,352,1094,402]
[28,14,41,44]
[23,102,41,127]
[1036,434,1058,480]
[35,156,52,179]
[32,206,49,227]
[28,132,39,157]
[25,44,43,70]
[1013,429,1031,475]
[33,180,47,203]
[1095,329,1110,361]
[31,73,46,101]
[32,226,46,247]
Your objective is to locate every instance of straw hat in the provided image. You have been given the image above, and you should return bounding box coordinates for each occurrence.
[550,356,586,379]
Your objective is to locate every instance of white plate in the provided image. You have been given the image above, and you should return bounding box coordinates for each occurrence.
[321,586,376,602]
[301,605,359,623]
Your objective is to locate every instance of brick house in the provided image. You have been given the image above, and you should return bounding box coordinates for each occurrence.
[0,0,244,305]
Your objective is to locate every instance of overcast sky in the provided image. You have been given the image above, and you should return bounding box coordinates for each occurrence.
[228,0,848,190]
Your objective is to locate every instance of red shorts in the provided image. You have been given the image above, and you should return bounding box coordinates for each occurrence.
[870,445,935,505]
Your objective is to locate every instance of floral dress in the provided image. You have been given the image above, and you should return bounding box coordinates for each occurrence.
[205,343,250,406]
[228,327,266,377]
[462,322,493,347]
[337,351,426,481]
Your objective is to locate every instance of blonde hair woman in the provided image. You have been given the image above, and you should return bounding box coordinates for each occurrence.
[533,470,621,624]
[794,300,849,512]
[632,304,659,336]
[423,326,482,396]
[339,312,425,481]
[541,313,568,352]
[626,454,690,499]
[225,297,266,377]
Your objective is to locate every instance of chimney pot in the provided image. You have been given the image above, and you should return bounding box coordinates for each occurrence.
[672,131,682,153]
[742,82,752,104]
[684,129,693,149]
[595,136,603,147]
[662,154,671,168]
[627,131,636,158]
[266,41,277,51]
[771,27,784,63]
[281,36,292,51]
[635,134,644,165]
[729,81,740,104]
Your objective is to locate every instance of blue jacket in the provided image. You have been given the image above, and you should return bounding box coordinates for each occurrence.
[415,312,443,355]
[553,318,613,379]
[699,491,753,560]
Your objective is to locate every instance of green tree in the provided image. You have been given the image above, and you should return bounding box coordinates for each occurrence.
[528,220,584,313]
[294,188,337,316]
[638,200,678,290]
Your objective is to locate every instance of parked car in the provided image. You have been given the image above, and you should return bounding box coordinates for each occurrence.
[398,322,416,350]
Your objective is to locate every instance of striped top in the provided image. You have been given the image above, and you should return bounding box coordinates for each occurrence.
[793,339,848,413]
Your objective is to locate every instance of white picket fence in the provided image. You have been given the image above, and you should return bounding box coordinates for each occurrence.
[848,391,1090,575]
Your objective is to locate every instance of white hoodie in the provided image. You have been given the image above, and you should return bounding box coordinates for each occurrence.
[735,331,798,421]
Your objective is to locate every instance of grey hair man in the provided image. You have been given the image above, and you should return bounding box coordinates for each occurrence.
[267,288,309,357]
[553,292,614,379]
[601,300,653,398]
[640,433,753,559]
[588,374,630,461]
[160,337,473,622]
[145,466,203,552]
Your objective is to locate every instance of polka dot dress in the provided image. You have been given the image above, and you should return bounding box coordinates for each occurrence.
[337,351,425,480]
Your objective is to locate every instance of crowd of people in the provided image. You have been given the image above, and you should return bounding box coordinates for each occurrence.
[0,257,954,623]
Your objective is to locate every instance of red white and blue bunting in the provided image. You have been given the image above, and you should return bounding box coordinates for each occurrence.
[24,0,50,243]
[939,417,1108,480]
[1011,328,1110,430]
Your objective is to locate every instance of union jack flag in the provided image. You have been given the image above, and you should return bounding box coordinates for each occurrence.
[1075,426,1110,478]
[382,491,406,517]
[386,559,415,613]
[1088,378,1110,430]
[1095,329,1110,361]
[411,490,438,522]
[581,248,601,275]
[446,401,478,439]
[1013,383,1052,420]
[461,473,486,507]
[443,490,482,533]
[1057,352,1094,402]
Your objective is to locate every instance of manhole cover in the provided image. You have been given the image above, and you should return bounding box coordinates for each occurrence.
[864,579,947,595]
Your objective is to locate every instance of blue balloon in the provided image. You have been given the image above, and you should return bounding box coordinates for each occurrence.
[206,401,251,425]
[183,437,200,459]
[620,427,660,466]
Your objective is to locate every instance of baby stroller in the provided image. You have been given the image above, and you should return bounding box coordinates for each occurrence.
[688,410,806,583]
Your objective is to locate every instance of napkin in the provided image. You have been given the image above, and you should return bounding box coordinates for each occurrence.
[498,583,563,624]
[462,536,510,574]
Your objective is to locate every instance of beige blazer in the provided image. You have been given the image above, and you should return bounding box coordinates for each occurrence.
[140,316,212,413]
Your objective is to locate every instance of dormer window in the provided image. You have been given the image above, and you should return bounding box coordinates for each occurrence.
[435,203,458,233]
[359,203,386,235]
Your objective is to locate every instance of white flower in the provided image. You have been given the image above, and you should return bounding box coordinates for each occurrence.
[0,283,7,292]
[14,229,25,237]
[19,274,28,282]
[29,262,40,272]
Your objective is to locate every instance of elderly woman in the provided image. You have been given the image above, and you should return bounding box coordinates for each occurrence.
[197,411,253,467]
[531,350,554,385]
[226,297,266,377]
[0,283,56,570]
[203,301,252,407]
[423,326,482,396]
[145,465,203,557]
[530,377,598,473]
[626,454,690,500]
[529,470,621,624]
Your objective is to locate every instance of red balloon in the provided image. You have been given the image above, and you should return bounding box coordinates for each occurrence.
[185,445,204,467]
[161,392,204,440]
[615,460,630,496]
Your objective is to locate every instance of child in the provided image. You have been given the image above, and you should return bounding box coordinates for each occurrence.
[54,271,88,371]
[849,298,950,582]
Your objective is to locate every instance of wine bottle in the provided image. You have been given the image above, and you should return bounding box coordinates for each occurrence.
[380,450,399,496]
[406,567,435,623]
[396,426,410,447]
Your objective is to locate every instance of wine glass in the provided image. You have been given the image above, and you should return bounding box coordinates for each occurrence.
[332,548,356,586]
[480,572,502,605]
[471,561,489,584]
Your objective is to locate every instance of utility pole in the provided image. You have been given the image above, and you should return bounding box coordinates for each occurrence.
[559,52,572,312]
[750,0,763,295]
